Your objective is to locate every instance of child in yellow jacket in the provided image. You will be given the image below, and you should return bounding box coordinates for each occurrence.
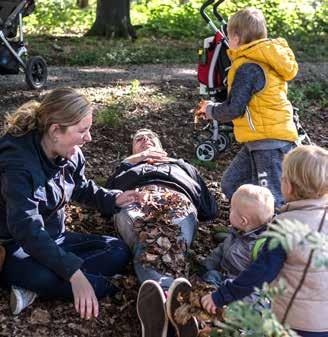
[199,8,298,207]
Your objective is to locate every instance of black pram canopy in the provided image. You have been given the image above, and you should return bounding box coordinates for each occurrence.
[0,0,35,37]
[0,0,35,23]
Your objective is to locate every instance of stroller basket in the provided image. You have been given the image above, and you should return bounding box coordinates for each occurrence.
[0,0,47,89]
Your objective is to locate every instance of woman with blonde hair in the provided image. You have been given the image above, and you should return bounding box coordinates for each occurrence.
[0,88,143,319]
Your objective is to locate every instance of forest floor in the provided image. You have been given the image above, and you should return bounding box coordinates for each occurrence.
[0,62,327,336]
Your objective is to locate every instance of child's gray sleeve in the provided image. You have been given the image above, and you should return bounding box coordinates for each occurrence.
[206,63,265,122]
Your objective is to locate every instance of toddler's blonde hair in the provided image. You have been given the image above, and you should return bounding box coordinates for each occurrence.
[227,8,267,45]
[234,184,275,225]
[282,145,328,200]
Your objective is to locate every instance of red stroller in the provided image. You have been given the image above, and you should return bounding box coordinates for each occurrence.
[194,0,233,161]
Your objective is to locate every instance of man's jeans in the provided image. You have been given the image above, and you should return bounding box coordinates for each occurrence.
[114,188,198,290]
[221,143,295,208]
[1,232,131,299]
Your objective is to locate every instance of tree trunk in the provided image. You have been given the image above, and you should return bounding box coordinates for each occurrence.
[77,0,89,9]
[87,0,136,39]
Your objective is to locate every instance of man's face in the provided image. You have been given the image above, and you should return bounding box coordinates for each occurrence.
[132,131,162,154]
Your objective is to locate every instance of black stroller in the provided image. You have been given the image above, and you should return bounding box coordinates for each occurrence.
[0,0,47,89]
[194,0,232,161]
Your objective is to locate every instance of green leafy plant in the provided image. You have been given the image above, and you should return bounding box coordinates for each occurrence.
[96,105,122,128]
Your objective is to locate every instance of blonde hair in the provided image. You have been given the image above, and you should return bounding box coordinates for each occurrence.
[227,8,267,45]
[282,145,328,200]
[4,88,93,137]
[234,184,275,225]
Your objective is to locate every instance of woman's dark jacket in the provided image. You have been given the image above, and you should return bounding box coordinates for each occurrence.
[0,130,121,281]
[106,160,218,221]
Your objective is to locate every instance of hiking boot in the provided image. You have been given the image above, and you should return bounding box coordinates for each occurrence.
[137,280,168,337]
[10,286,37,315]
[166,278,198,337]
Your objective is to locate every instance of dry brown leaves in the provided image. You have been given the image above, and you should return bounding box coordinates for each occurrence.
[174,280,226,336]
[193,99,208,125]
[135,189,192,279]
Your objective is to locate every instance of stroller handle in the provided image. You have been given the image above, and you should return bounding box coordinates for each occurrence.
[200,0,225,32]
[213,0,226,24]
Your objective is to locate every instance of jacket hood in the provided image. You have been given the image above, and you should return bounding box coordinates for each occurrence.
[228,38,298,81]
[280,195,328,213]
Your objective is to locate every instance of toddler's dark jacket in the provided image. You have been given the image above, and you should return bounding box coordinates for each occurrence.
[203,225,266,278]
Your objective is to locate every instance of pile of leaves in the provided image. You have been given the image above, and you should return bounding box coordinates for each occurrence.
[174,280,224,327]
[134,188,192,279]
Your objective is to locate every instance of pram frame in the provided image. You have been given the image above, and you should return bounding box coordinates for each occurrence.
[0,0,28,69]
[195,0,233,161]
[0,0,47,89]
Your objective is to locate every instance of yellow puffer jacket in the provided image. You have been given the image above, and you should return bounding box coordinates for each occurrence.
[227,38,298,143]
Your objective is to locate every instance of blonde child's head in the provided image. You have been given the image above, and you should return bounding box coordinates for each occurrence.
[227,8,267,47]
[281,145,328,202]
[229,184,275,232]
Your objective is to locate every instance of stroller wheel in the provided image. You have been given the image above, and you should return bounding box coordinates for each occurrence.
[25,56,47,90]
[215,133,230,153]
[196,141,218,161]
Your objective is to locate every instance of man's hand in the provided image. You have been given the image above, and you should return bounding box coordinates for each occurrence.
[70,270,99,319]
[115,190,146,208]
[125,148,169,165]
[201,292,218,315]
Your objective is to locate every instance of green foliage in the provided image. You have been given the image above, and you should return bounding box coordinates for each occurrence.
[25,0,95,35]
[132,0,327,41]
[132,0,210,39]
[266,219,328,269]
[27,36,196,66]
[25,0,327,42]
[96,105,122,128]
[96,80,143,127]
[289,81,328,112]
[209,281,299,337]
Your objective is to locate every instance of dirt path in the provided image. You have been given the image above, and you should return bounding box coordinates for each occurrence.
[1,62,327,115]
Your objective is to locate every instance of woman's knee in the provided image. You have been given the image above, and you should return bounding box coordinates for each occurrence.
[107,239,131,271]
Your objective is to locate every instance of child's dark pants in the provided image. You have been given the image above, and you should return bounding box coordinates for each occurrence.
[221,143,295,208]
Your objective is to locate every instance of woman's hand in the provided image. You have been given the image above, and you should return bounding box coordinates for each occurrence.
[70,269,99,319]
[125,148,169,165]
[115,190,146,208]
[201,292,218,315]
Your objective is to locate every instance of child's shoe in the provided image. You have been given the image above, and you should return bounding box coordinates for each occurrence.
[137,280,168,337]
[166,278,199,337]
[10,285,37,315]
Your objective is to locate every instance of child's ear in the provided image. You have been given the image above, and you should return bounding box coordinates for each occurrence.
[241,216,248,227]
[285,178,294,197]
